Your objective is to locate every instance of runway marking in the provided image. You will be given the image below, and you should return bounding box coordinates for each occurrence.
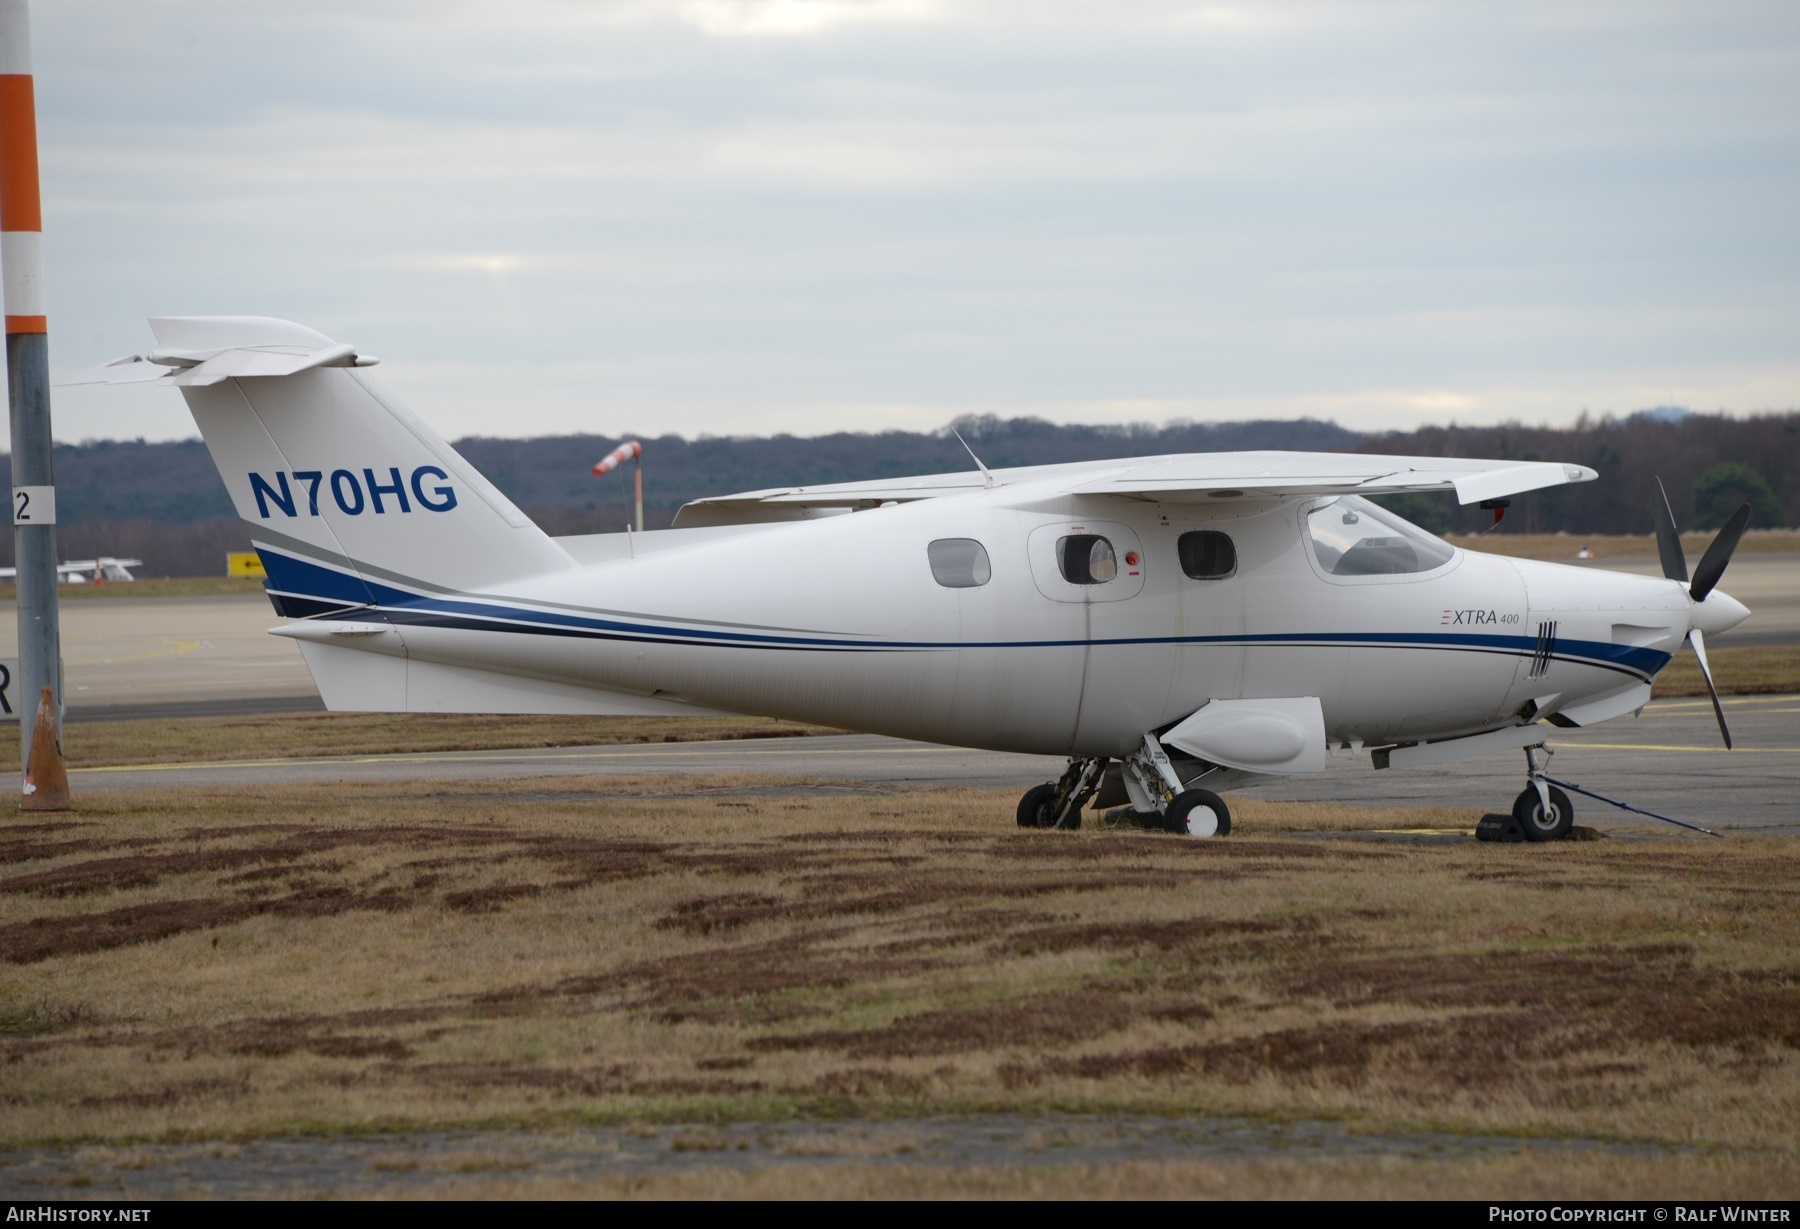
[1562,742,1800,754]
[1647,697,1797,711]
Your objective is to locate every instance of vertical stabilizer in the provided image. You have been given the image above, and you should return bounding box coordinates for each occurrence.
[144,317,573,611]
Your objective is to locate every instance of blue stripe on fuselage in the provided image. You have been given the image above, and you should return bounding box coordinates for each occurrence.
[255,546,1671,679]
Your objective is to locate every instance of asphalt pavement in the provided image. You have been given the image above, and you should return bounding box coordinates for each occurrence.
[28,693,1797,836]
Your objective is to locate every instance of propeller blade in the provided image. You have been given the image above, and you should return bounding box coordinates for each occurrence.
[1690,503,1751,602]
[1688,628,1732,750]
[1652,476,1688,584]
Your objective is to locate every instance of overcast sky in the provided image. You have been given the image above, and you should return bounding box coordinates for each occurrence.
[24,0,1800,443]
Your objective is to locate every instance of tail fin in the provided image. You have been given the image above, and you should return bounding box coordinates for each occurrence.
[76,317,573,614]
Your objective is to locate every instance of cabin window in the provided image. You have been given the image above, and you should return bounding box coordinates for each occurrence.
[1306,496,1455,576]
[1177,530,1236,579]
[1057,534,1117,585]
[927,538,992,588]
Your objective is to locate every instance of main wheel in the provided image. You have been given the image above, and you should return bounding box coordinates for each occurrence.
[1017,782,1059,829]
[1513,784,1573,842]
[1163,788,1231,837]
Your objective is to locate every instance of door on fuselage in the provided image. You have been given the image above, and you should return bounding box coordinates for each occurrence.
[1024,517,1166,754]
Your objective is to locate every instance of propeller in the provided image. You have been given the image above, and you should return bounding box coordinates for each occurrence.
[1691,504,1751,602]
[1652,477,1752,749]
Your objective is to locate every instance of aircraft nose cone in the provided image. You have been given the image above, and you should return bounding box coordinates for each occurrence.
[1691,589,1750,637]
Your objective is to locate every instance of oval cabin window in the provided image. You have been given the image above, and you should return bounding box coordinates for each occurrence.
[927,538,992,588]
[1057,534,1117,585]
[1177,530,1236,579]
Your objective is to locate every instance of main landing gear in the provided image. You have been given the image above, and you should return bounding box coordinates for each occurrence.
[1017,732,1232,838]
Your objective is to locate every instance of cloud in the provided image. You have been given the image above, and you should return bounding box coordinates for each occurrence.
[25,0,1800,445]
[674,0,942,38]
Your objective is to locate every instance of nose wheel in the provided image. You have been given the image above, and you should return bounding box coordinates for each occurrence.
[1512,782,1573,841]
[1511,743,1574,842]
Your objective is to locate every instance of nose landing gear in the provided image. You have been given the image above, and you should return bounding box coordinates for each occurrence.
[1514,744,1574,842]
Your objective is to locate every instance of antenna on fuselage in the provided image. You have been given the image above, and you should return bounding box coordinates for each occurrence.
[951,427,997,489]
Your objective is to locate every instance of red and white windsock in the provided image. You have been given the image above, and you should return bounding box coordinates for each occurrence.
[592,440,642,476]
[593,440,645,533]
[0,0,46,338]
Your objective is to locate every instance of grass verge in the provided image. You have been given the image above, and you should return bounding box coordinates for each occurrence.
[1653,645,1800,697]
[1442,529,1800,562]
[1,779,1796,1197]
[62,713,839,768]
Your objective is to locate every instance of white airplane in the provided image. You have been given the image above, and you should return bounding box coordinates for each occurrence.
[72,317,1753,839]
[0,557,141,584]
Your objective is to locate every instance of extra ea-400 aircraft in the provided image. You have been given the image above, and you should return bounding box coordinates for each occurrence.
[74,317,1754,839]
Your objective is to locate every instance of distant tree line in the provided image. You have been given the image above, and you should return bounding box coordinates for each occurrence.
[1,410,1792,576]
[1357,413,1797,537]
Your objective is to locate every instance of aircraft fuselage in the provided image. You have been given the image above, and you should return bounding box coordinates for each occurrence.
[329,486,1715,758]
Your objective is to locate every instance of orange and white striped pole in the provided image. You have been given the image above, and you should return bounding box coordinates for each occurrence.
[593,440,644,533]
[0,0,68,807]
[0,1,44,337]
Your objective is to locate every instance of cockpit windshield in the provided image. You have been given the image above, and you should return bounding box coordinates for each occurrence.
[1306,496,1456,577]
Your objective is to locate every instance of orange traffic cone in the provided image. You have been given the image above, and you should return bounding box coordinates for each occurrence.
[20,685,70,811]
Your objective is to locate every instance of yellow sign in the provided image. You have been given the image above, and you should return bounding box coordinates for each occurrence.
[227,551,267,579]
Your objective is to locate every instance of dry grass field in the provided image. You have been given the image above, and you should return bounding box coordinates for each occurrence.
[1652,644,1800,697]
[3,777,1797,1197]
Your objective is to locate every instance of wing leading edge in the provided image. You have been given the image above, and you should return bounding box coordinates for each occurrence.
[675,451,1597,526]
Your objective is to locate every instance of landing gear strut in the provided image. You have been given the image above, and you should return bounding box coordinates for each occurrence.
[1017,757,1108,830]
[1019,733,1231,838]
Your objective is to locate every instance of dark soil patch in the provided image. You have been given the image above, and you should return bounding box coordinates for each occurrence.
[999,917,1296,957]
[0,838,107,866]
[445,883,544,913]
[0,887,408,964]
[76,1076,251,1111]
[1,848,292,897]
[752,990,1142,1059]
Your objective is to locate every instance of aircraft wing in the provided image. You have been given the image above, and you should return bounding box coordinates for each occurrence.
[673,461,1094,526]
[1068,452,1598,505]
[677,451,1596,526]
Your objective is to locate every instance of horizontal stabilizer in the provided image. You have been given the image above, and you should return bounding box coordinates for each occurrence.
[64,323,378,388]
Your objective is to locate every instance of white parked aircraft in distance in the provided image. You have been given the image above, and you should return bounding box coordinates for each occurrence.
[72,317,1754,839]
[0,557,141,584]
